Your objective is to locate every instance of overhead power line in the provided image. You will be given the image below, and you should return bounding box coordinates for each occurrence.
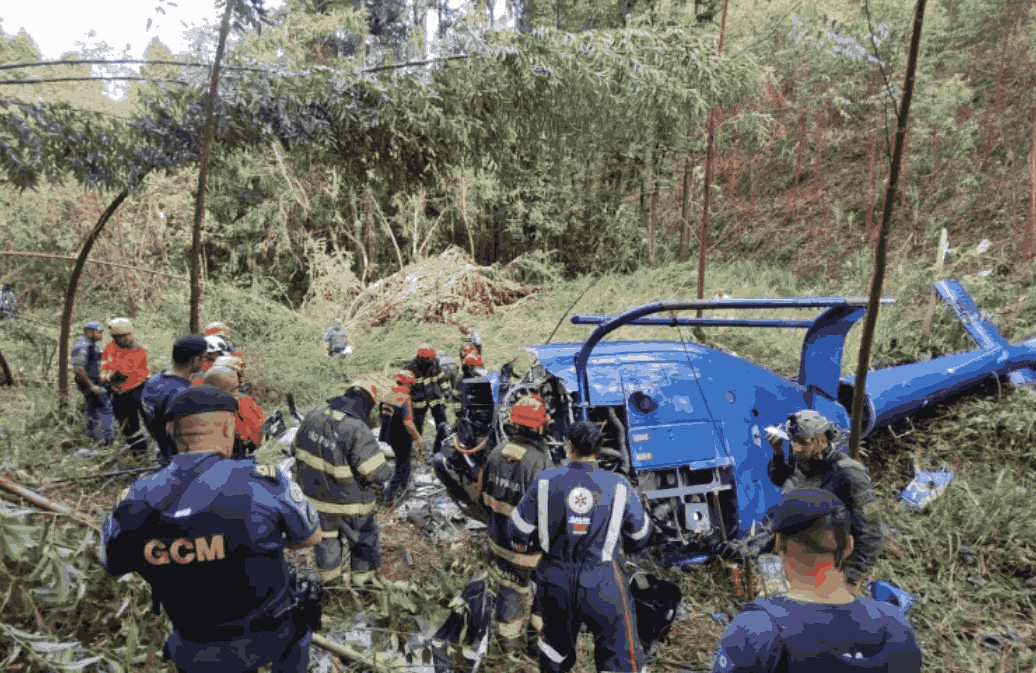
[0,54,471,81]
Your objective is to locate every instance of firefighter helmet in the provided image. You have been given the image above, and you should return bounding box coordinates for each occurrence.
[204,322,230,337]
[348,379,379,403]
[509,394,550,430]
[417,343,436,358]
[463,350,483,367]
[108,318,133,336]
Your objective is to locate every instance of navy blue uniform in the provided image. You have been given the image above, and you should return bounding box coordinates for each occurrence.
[100,454,320,673]
[507,461,653,672]
[70,333,113,443]
[140,371,193,467]
[712,597,924,672]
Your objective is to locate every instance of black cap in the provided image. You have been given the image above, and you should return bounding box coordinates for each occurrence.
[770,488,848,536]
[172,334,209,365]
[167,385,238,421]
[569,420,603,454]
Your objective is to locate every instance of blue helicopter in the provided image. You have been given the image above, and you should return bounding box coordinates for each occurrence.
[483,278,1036,561]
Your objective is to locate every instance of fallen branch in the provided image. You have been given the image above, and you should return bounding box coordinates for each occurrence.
[310,633,403,672]
[0,477,99,530]
[46,466,156,485]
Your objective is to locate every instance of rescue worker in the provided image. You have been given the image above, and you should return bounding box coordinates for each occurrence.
[204,321,237,352]
[100,385,322,673]
[765,409,883,588]
[480,394,556,654]
[458,325,482,357]
[323,318,349,359]
[507,420,652,673]
[70,320,114,444]
[430,417,493,521]
[99,318,151,459]
[203,357,266,460]
[140,334,208,467]
[191,335,233,385]
[405,343,449,436]
[712,488,923,672]
[293,379,393,587]
[380,369,424,505]
[0,283,16,320]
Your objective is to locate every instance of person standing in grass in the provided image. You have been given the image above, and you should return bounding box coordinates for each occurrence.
[0,283,17,320]
[711,488,923,672]
[140,334,208,467]
[405,342,449,437]
[766,409,883,589]
[71,320,114,444]
[379,369,424,506]
[100,318,151,459]
[100,385,321,673]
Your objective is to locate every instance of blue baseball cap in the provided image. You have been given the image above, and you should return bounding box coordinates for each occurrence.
[769,488,849,536]
[84,321,104,331]
[172,334,209,365]
[167,385,238,422]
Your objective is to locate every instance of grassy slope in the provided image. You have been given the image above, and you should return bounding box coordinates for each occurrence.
[2,253,1036,671]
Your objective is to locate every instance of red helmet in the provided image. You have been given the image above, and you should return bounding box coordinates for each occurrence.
[463,350,483,367]
[417,343,436,358]
[396,369,416,386]
[509,394,550,430]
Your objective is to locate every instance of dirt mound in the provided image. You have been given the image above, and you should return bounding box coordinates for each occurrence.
[347,247,547,328]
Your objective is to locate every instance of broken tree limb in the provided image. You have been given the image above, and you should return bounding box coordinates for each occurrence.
[0,477,99,530]
[310,633,403,672]
[46,467,155,485]
[0,251,198,284]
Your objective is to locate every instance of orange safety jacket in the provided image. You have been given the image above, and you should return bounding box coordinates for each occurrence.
[99,341,150,393]
[236,395,265,447]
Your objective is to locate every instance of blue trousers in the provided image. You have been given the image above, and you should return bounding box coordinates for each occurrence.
[81,390,114,444]
[535,560,645,673]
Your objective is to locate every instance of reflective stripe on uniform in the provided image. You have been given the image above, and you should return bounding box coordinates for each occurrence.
[295,448,354,480]
[356,451,387,477]
[488,539,542,568]
[309,498,376,517]
[602,482,627,562]
[502,444,528,461]
[537,478,549,553]
[320,529,340,540]
[629,513,652,541]
[509,508,536,535]
[538,639,567,664]
[483,492,514,515]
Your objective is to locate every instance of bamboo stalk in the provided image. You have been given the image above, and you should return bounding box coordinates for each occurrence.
[848,0,929,460]
[921,228,948,339]
[310,633,402,672]
[0,477,99,530]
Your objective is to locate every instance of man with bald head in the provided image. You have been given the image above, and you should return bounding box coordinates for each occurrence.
[203,363,266,460]
[100,385,321,672]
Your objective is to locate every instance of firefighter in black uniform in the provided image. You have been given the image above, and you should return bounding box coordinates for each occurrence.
[405,343,449,437]
[480,394,556,654]
[507,420,652,673]
[292,380,393,587]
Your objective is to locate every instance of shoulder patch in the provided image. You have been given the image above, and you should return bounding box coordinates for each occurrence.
[501,444,528,461]
[255,464,278,480]
[289,481,306,503]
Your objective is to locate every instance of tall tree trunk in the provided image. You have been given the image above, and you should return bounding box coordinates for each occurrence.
[58,187,135,404]
[459,173,476,261]
[696,0,729,317]
[648,189,659,269]
[681,157,693,262]
[1025,102,1036,261]
[365,195,378,282]
[848,0,928,460]
[189,1,235,333]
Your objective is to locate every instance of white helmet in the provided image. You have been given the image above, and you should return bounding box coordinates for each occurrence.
[108,318,133,336]
[205,335,231,356]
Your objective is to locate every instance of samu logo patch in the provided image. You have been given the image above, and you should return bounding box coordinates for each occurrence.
[566,487,593,514]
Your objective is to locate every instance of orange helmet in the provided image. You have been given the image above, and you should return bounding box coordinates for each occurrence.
[417,343,436,358]
[509,394,550,430]
[463,350,483,367]
[396,369,416,386]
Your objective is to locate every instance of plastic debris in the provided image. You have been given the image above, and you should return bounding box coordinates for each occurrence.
[976,239,991,254]
[656,553,711,569]
[899,469,955,511]
[868,580,916,615]
[396,464,484,544]
[69,447,99,460]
